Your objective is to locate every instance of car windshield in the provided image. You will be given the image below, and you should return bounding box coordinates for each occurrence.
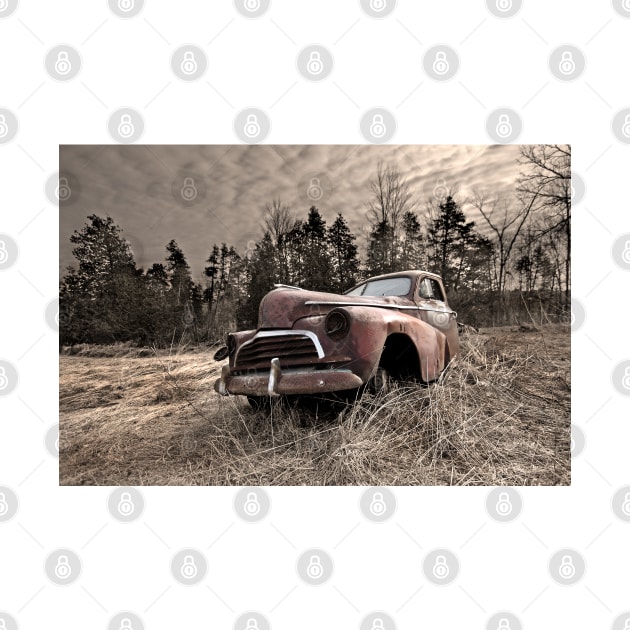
[345,276,412,297]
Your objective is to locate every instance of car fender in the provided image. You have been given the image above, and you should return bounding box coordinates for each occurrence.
[339,306,447,383]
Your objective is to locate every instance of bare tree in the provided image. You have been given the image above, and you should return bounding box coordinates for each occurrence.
[365,162,417,232]
[365,162,418,272]
[471,191,537,295]
[263,198,295,245]
[261,198,300,284]
[517,144,571,301]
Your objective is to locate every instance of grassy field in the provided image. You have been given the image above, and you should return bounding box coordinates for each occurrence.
[59,325,570,486]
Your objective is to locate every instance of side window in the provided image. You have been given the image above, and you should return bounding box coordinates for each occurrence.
[429,279,445,302]
[418,277,445,301]
[418,278,432,299]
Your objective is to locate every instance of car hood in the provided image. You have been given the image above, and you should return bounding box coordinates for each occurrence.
[258,287,414,329]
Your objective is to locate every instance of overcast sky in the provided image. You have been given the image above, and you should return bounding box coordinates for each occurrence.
[60,144,522,280]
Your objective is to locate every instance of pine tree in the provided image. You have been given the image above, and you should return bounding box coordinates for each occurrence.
[365,219,395,276]
[301,206,333,291]
[427,196,476,291]
[164,240,197,337]
[60,215,141,344]
[203,243,243,338]
[203,244,220,308]
[67,214,137,298]
[400,211,425,270]
[238,232,277,328]
[327,213,360,292]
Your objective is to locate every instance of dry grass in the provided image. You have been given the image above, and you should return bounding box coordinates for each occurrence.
[59,325,570,486]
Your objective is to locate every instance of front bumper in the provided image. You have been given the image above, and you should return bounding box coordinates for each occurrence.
[214,358,363,397]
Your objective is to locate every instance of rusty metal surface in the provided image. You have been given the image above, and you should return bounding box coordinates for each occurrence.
[214,365,364,396]
[214,270,459,398]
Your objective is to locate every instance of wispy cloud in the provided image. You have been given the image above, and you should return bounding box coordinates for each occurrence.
[60,144,522,279]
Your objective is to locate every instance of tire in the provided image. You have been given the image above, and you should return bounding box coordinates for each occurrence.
[366,367,392,394]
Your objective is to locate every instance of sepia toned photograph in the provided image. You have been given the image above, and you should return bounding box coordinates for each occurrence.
[59,144,571,486]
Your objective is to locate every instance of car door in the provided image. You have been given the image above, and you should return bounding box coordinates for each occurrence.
[415,276,455,332]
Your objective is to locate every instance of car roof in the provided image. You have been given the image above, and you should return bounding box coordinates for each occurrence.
[362,270,443,283]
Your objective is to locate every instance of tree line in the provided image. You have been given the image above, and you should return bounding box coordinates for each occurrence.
[59,144,570,346]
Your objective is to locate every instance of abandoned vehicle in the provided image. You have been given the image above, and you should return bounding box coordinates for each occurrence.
[213,270,459,406]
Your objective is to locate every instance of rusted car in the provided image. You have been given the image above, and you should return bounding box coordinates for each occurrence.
[214,270,459,406]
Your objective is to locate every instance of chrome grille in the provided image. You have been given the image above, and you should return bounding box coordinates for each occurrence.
[235,332,321,370]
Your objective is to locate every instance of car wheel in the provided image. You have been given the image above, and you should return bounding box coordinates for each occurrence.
[367,367,392,394]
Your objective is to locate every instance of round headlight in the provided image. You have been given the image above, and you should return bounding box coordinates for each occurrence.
[325,308,350,339]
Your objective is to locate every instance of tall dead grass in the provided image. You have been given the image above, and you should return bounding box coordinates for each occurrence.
[59,325,570,486]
